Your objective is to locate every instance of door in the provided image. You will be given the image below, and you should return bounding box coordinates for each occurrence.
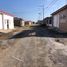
[53,15,59,28]
[7,20,9,29]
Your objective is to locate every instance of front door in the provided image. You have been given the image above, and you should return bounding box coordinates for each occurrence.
[53,15,59,28]
[7,20,9,29]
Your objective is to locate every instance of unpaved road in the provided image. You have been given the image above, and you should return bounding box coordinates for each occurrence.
[0,26,67,67]
[0,37,48,67]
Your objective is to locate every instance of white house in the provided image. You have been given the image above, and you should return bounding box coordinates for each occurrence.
[0,10,14,30]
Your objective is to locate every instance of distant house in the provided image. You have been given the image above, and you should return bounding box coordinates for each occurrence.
[52,5,67,32]
[14,17,32,27]
[0,10,14,30]
[25,21,32,26]
[21,20,25,26]
[14,18,33,27]
[37,20,43,24]
[14,17,22,27]
[43,17,53,27]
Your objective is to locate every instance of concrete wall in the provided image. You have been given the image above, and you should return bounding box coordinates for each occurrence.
[53,8,67,32]
[53,14,59,28]
[3,14,14,29]
[59,9,67,32]
[29,21,32,26]
[21,21,25,26]
[0,14,3,29]
[0,14,14,30]
[25,21,32,26]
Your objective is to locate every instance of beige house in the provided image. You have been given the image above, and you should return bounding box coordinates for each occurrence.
[52,5,67,32]
[25,21,32,26]
[21,21,32,27]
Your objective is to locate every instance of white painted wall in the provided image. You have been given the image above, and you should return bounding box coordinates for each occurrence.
[21,21,25,26]
[53,14,59,28]
[3,14,14,30]
[0,14,14,30]
[0,14,3,29]
[29,22,32,26]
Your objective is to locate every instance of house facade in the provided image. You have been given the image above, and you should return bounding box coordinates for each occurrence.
[14,17,22,27]
[43,17,53,27]
[14,17,32,27]
[25,21,32,26]
[21,20,25,26]
[0,11,14,30]
[52,5,67,32]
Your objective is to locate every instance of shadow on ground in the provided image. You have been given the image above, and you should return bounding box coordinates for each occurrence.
[10,25,67,39]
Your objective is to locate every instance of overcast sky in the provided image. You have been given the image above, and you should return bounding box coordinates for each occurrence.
[0,0,66,21]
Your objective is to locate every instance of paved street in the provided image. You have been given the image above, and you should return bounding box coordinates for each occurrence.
[0,26,67,67]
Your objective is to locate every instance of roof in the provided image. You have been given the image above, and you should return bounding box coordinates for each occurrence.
[51,5,67,15]
[43,17,52,20]
[25,21,32,22]
[0,10,14,17]
[14,17,23,20]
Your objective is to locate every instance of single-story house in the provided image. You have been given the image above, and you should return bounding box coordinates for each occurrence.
[14,18,32,27]
[21,20,25,26]
[25,21,32,26]
[51,5,67,32]
[14,17,22,27]
[43,17,53,27]
[0,10,14,30]
[37,20,43,24]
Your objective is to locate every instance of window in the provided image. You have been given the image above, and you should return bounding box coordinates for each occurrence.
[60,14,66,19]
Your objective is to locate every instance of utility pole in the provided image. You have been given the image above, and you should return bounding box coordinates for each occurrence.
[43,5,44,20]
[42,0,45,20]
[38,0,45,20]
[39,5,44,20]
[38,12,41,20]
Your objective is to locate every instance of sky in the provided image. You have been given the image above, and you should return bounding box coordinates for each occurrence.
[0,0,66,22]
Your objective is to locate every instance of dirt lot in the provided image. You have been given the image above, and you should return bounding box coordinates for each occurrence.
[0,26,67,67]
[0,27,28,40]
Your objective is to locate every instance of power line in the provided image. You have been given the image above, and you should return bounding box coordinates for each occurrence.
[41,0,60,18]
[65,0,67,5]
[38,0,59,20]
[45,0,59,10]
